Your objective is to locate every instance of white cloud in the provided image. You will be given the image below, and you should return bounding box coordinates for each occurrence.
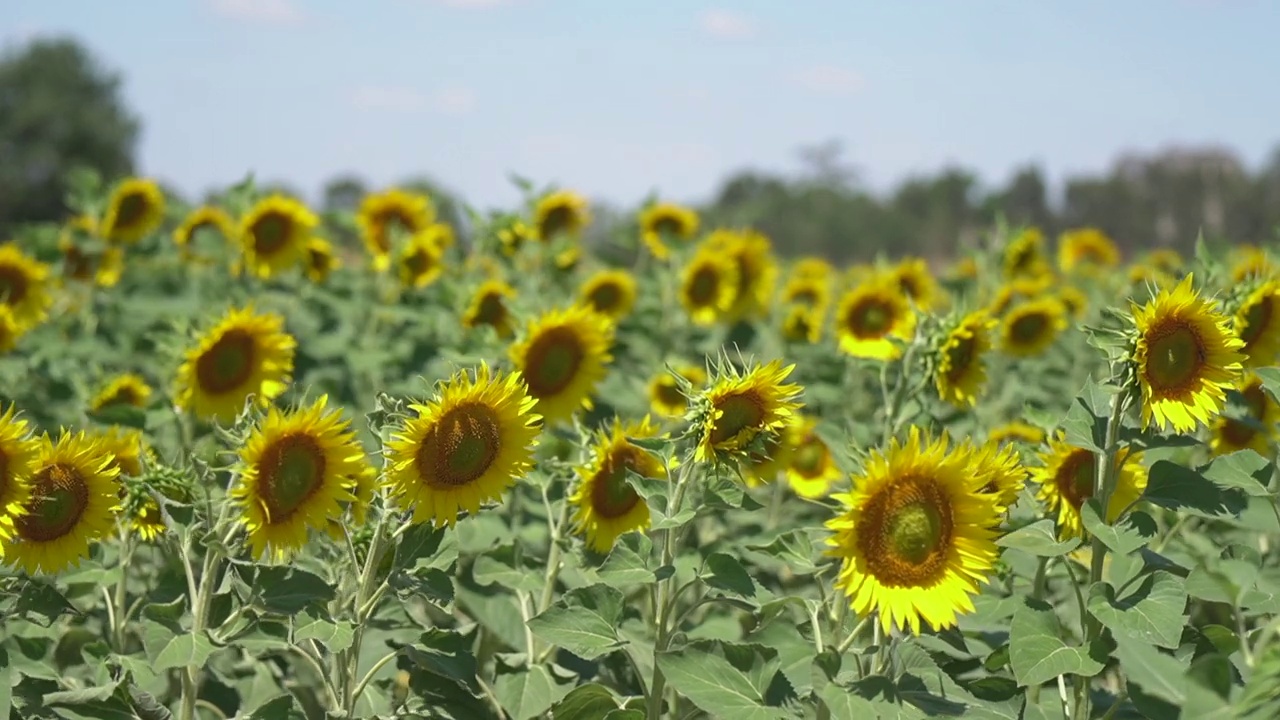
[434,87,477,115]
[208,0,304,25]
[792,65,864,96]
[700,9,756,40]
[350,86,428,112]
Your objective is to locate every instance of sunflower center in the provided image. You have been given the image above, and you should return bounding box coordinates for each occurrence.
[588,282,622,312]
[688,266,720,305]
[540,206,576,239]
[114,192,149,230]
[417,402,502,488]
[1011,246,1034,272]
[944,335,976,379]
[898,277,921,300]
[857,476,954,586]
[791,288,819,305]
[1009,312,1048,344]
[252,212,292,255]
[474,293,507,326]
[887,502,944,564]
[195,328,257,395]
[64,245,94,280]
[654,378,686,409]
[405,248,434,276]
[523,327,585,397]
[653,216,682,236]
[792,440,826,477]
[849,299,894,337]
[16,463,90,542]
[1144,323,1205,391]
[1055,451,1096,509]
[259,434,327,521]
[590,447,646,519]
[0,266,29,305]
[709,391,766,445]
[1240,297,1274,349]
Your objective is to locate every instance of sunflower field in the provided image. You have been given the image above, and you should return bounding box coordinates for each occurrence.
[2,170,1280,720]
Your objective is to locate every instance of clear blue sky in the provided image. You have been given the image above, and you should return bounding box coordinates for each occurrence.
[3,0,1278,210]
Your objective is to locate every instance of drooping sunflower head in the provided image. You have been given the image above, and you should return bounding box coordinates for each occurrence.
[1002,227,1050,279]
[358,188,436,269]
[509,305,615,425]
[174,205,236,250]
[59,216,124,288]
[648,363,707,418]
[498,221,535,256]
[535,190,591,241]
[579,269,638,320]
[230,395,366,561]
[1210,374,1279,456]
[705,229,778,321]
[999,297,1069,357]
[1131,274,1245,433]
[693,359,803,464]
[781,275,831,310]
[834,281,917,361]
[570,415,667,553]
[679,249,741,326]
[90,374,153,414]
[987,421,1045,447]
[1031,433,1147,539]
[782,304,823,344]
[101,177,166,245]
[890,257,942,310]
[934,309,997,408]
[462,279,518,338]
[304,237,340,283]
[398,227,448,289]
[387,363,541,527]
[1,430,121,575]
[1233,279,1280,368]
[0,404,39,542]
[825,428,1001,635]
[0,243,53,331]
[639,202,699,259]
[1058,227,1120,275]
[174,306,297,422]
[239,195,318,278]
[785,417,841,500]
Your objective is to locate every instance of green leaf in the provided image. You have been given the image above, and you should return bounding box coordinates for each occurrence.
[394,523,457,571]
[1201,449,1274,497]
[656,645,789,720]
[1255,367,1280,404]
[1086,571,1188,649]
[87,403,148,429]
[494,666,568,720]
[702,553,757,598]
[592,535,656,588]
[1145,460,1245,516]
[12,579,79,626]
[1009,598,1105,687]
[250,566,335,616]
[995,520,1081,557]
[1060,394,1105,452]
[1112,635,1188,705]
[473,543,543,592]
[153,632,216,672]
[820,683,878,718]
[626,436,669,452]
[745,529,819,575]
[244,694,305,720]
[293,617,355,654]
[527,584,626,660]
[551,683,622,720]
[1080,501,1156,556]
[402,628,479,690]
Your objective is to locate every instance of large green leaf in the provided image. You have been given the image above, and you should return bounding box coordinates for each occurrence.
[527,584,627,660]
[995,520,1080,557]
[153,632,216,672]
[494,666,569,720]
[1008,599,1104,687]
[655,643,789,720]
[1086,571,1187,649]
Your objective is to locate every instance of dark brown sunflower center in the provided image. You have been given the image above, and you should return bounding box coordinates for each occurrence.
[590,446,647,519]
[540,205,576,239]
[897,276,921,300]
[792,439,826,477]
[64,245,94,280]
[0,449,10,499]
[857,476,954,586]
[195,328,257,395]
[113,192,149,231]
[308,246,331,270]
[1009,311,1049,344]
[523,327,585,397]
[404,247,436,276]
[101,385,142,409]
[654,378,686,409]
[473,293,507,326]
[790,288,819,305]
[709,391,766,445]
[944,335,977,380]
[1055,450,1096,509]
[1240,296,1274,349]
[587,282,623,313]
[1144,323,1206,391]
[374,209,417,252]
[251,212,293,255]
[258,433,327,521]
[16,463,90,542]
[688,266,720,305]
[848,298,894,338]
[786,312,814,340]
[652,216,683,236]
[416,402,501,488]
[0,265,29,305]
[1010,245,1035,272]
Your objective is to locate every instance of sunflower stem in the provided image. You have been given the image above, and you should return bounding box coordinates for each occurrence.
[342,511,391,715]
[179,489,235,720]
[646,459,695,720]
[109,525,134,653]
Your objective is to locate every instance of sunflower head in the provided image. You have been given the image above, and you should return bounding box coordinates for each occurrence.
[399,227,449,289]
[782,304,823,344]
[693,359,803,464]
[1058,286,1089,320]
[386,364,541,527]
[744,413,799,486]
[1058,227,1120,274]
[948,256,979,282]
[890,258,942,310]
[934,309,997,408]
[1230,246,1275,284]
[358,189,436,269]
[791,257,835,282]
[535,190,591,241]
[92,427,148,478]
[639,202,699,259]
[90,374,153,413]
[781,275,831,310]
[579,269,638,320]
[1032,433,1147,539]
[825,428,1001,635]
[174,205,236,249]
[1003,228,1050,279]
[705,230,777,321]
[648,363,707,418]
[968,439,1026,513]
[1233,279,1280,368]
[987,421,1045,447]
[1131,274,1245,433]
[101,178,166,245]
[0,243,54,331]
[304,237,340,283]
[1210,374,1279,456]
[988,275,1054,317]
[680,248,741,326]
[239,195,318,278]
[463,279,518,338]
[1000,298,1068,357]
[785,417,841,499]
[834,281,917,361]
[510,306,614,425]
[0,404,39,542]
[174,306,297,422]
[570,415,667,552]
[498,221,535,256]
[0,305,23,354]
[59,217,124,288]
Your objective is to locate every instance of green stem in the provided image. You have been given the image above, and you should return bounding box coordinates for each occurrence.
[341,512,391,714]
[178,498,234,720]
[646,461,695,720]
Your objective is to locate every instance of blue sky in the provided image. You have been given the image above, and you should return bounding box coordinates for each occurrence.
[3,0,1278,210]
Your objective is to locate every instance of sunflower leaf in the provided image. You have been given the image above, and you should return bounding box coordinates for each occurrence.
[402,629,479,690]
[551,683,625,720]
[1086,571,1188,649]
[655,642,790,720]
[153,632,216,672]
[527,584,627,661]
[1009,598,1105,687]
[1145,460,1246,516]
[701,553,757,598]
[995,520,1081,557]
[1080,501,1156,556]
[1200,450,1274,497]
[494,665,571,720]
[1111,634,1189,706]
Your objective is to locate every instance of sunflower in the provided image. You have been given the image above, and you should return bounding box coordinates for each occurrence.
[1032,433,1147,539]
[304,237,339,283]
[90,374,153,413]
[60,218,124,288]
[535,190,591,241]
[0,404,39,544]
[462,280,518,338]
[744,415,796,487]
[386,364,540,527]
[781,275,831,310]
[554,244,582,273]
[498,221,534,256]
[1210,375,1279,456]
[1132,274,1245,433]
[1058,286,1089,320]
[398,228,447,289]
[706,229,777,321]
[358,188,436,271]
[229,396,367,560]
[1,431,121,575]
[825,428,1001,635]
[782,304,823,344]
[987,421,1045,447]
[785,417,841,499]
[93,427,147,478]
[100,178,165,245]
[174,205,236,249]
[239,195,317,278]
[1230,246,1275,284]
[988,275,1054,317]
[1002,228,1051,280]
[1000,298,1068,357]
[791,257,835,282]
[1233,279,1280,367]
[834,282,916,361]
[579,269,638,320]
[648,363,707,418]
[639,202,699,259]
[935,310,997,408]
[127,499,168,542]
[0,305,23,354]
[570,416,667,552]
[510,306,614,425]
[968,440,1026,513]
[693,359,803,463]
[890,258,941,310]
[174,306,297,422]
[1058,227,1120,275]
[679,249,740,326]
[949,256,979,282]
[0,243,54,331]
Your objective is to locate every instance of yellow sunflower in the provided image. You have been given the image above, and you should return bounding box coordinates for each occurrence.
[1132,274,1245,433]
[693,359,803,464]
[498,221,534,256]
[890,258,942,310]
[988,275,1054,317]
[0,243,54,331]
[825,428,1001,635]
[1003,228,1051,280]
[1032,433,1147,539]
[0,305,24,354]
[174,306,297,422]
[59,215,123,288]
[570,416,667,552]
[745,415,797,487]
[791,257,835,282]
[639,202,699,259]
[949,256,979,282]
[781,275,831,310]
[174,205,236,249]
[398,228,447,289]
[1230,246,1275,284]
[1,431,121,575]
[579,269,638,320]
[230,396,367,561]
[239,195,318,278]
[706,229,777,321]
[304,237,339,283]
[93,427,147,477]
[1233,279,1280,368]
[1058,286,1089,320]
[358,188,436,271]
[1000,298,1068,357]
[535,190,591,241]
[462,279,518,338]
[987,421,1045,447]
[1210,375,1279,456]
[386,364,540,527]
[100,178,165,245]
[648,363,707,418]
[935,310,997,408]
[90,374,153,413]
[679,249,740,326]
[510,306,614,425]
[1058,227,1120,275]
[968,439,1026,513]
[834,282,916,361]
[782,304,823,344]
[785,417,841,499]
[127,499,168,542]
[0,404,39,545]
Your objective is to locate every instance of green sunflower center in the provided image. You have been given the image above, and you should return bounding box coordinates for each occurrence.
[195,328,257,395]
[1144,323,1205,391]
[588,282,622,313]
[0,265,29,305]
[16,463,90,542]
[849,298,894,337]
[688,266,720,306]
[857,476,954,586]
[113,192,149,231]
[418,402,501,488]
[590,447,646,519]
[523,327,585,398]
[887,502,944,565]
[792,440,826,477]
[1009,311,1048,345]
[252,212,293,255]
[540,205,576,239]
[1056,451,1096,509]
[259,434,327,521]
[709,391,766,445]
[1240,296,1274,349]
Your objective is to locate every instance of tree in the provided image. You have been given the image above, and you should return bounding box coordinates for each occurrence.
[0,37,139,232]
